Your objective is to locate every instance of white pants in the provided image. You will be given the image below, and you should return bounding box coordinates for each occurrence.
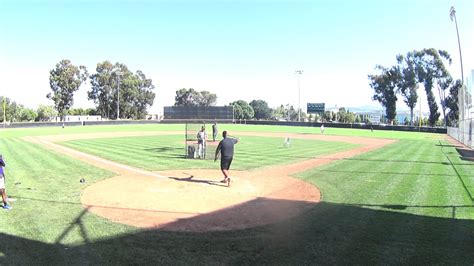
[0,176,5,189]
[197,143,205,158]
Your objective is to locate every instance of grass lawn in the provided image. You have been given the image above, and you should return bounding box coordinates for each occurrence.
[0,124,472,264]
[0,122,443,140]
[61,134,358,171]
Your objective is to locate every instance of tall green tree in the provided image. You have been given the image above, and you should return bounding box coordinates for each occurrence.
[174,88,201,106]
[47,59,88,121]
[445,79,462,126]
[199,91,217,106]
[17,107,37,122]
[337,107,356,123]
[271,104,300,121]
[88,61,115,119]
[174,88,217,107]
[230,100,254,120]
[369,66,398,124]
[413,48,452,126]
[273,104,287,120]
[120,69,155,119]
[89,62,155,119]
[36,105,57,122]
[0,96,11,123]
[0,96,19,122]
[249,99,272,120]
[396,53,419,125]
[0,97,38,122]
[323,111,333,122]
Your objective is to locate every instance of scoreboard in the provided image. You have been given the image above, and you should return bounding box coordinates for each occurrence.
[307,103,325,114]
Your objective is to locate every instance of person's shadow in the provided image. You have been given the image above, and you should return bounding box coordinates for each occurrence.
[168,176,227,187]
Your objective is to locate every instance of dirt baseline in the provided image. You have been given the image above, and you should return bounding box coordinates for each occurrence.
[24,131,395,232]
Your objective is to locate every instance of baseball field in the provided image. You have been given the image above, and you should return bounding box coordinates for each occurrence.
[0,124,473,264]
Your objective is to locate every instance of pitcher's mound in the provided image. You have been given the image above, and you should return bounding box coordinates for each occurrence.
[81,169,320,232]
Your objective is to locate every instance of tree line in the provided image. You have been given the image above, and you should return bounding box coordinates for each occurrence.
[0,96,99,123]
[173,88,369,123]
[1,59,156,123]
[47,59,156,121]
[369,48,463,127]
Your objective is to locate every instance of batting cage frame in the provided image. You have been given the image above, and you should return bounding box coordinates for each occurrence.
[162,106,233,159]
[185,122,220,159]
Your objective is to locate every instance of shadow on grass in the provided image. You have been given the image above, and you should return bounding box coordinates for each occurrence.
[439,140,474,202]
[311,168,458,177]
[438,140,474,162]
[0,200,473,265]
[342,202,474,218]
[144,147,183,153]
[341,157,474,166]
[435,144,459,148]
[456,147,474,162]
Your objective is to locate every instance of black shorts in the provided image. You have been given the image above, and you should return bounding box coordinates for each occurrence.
[220,157,233,170]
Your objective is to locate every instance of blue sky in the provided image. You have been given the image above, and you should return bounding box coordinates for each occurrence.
[0,0,473,115]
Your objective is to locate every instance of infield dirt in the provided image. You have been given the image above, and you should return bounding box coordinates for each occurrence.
[24,131,395,231]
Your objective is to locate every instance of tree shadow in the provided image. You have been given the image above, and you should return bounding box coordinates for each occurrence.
[341,202,474,218]
[0,200,473,264]
[311,168,458,177]
[439,141,474,202]
[5,181,474,266]
[435,143,458,148]
[456,147,474,162]
[142,146,185,159]
[342,157,470,166]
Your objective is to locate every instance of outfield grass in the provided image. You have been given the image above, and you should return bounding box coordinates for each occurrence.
[61,135,358,171]
[0,124,472,264]
[0,122,444,140]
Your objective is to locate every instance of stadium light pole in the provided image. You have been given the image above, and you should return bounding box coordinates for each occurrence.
[450,6,464,121]
[3,97,6,128]
[116,71,123,120]
[295,70,304,122]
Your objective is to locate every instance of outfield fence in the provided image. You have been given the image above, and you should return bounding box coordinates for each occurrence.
[448,118,473,148]
[164,106,234,120]
[2,119,448,134]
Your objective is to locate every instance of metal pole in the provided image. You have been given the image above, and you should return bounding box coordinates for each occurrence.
[3,97,6,128]
[450,6,464,122]
[295,70,303,122]
[419,91,422,129]
[117,76,120,120]
[116,71,123,120]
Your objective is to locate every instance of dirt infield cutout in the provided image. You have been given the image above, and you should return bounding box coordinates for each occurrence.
[24,131,395,231]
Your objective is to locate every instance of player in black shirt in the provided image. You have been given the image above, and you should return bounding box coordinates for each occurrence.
[214,131,239,187]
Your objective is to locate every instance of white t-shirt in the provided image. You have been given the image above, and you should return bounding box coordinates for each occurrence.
[197,131,207,142]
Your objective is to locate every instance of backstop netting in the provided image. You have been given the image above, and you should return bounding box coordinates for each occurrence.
[185,122,219,159]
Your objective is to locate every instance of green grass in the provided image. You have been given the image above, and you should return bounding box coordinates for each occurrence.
[0,124,472,264]
[0,139,136,250]
[61,135,358,171]
[0,122,444,140]
[0,123,184,139]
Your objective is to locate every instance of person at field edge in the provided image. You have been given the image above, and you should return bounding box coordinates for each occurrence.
[284,136,291,148]
[320,124,325,134]
[215,131,239,187]
[196,126,207,159]
[0,155,12,210]
[212,122,218,142]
